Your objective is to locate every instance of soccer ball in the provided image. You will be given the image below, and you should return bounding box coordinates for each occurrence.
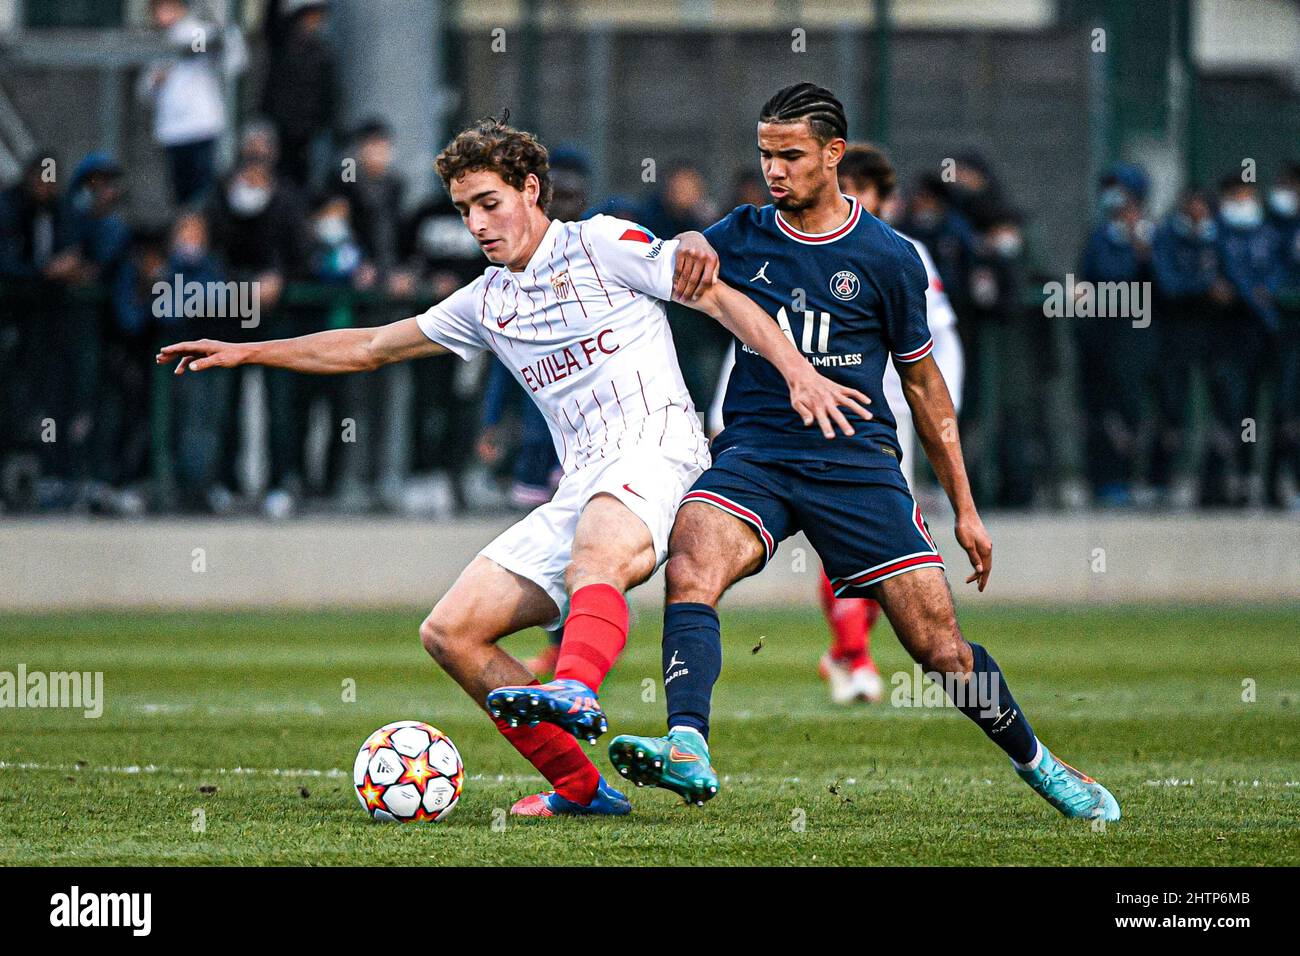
[353,720,464,823]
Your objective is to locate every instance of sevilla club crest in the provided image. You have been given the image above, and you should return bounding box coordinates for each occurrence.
[551,269,574,301]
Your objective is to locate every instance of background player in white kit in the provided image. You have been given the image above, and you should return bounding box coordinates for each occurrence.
[704,142,965,705]
[157,117,869,817]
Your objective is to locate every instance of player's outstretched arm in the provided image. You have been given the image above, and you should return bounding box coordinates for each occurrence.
[684,279,873,440]
[156,317,446,376]
[897,356,992,591]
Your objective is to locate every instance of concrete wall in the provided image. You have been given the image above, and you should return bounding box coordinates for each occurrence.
[3,513,1297,611]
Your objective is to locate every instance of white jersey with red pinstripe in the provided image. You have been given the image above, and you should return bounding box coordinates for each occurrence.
[414,215,709,625]
[415,215,708,476]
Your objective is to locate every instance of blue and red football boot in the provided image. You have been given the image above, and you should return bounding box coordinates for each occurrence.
[509,775,631,817]
[487,678,609,744]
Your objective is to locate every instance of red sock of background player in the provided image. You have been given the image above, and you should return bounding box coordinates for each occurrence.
[554,583,629,692]
[861,598,881,671]
[818,571,870,670]
[493,681,600,804]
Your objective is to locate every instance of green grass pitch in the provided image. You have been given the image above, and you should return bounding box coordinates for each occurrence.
[1,604,1296,866]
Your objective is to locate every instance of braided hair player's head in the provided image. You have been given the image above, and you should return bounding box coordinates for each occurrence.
[759,82,848,144]
[756,83,849,214]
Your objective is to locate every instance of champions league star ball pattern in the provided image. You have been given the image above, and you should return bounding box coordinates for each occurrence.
[353,720,464,823]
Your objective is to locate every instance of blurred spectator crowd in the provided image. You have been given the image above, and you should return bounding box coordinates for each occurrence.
[1,0,1298,518]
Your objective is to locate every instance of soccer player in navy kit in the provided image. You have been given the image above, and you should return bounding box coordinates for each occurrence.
[602,84,1121,822]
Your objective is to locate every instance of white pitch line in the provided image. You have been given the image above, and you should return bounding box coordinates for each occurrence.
[0,761,553,784]
[1143,778,1300,788]
[11,761,1291,790]
[0,760,350,778]
[0,761,884,786]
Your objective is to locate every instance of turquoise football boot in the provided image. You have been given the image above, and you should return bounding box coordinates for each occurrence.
[607,727,720,806]
[1016,743,1121,822]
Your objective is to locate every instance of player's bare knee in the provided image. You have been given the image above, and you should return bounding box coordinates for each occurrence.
[417,613,448,663]
[419,604,474,666]
[564,553,640,595]
[664,549,727,605]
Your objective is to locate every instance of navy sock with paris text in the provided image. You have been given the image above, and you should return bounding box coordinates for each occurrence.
[949,641,1038,765]
[662,602,723,740]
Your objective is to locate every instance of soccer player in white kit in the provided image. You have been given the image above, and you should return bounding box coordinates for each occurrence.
[157,118,869,817]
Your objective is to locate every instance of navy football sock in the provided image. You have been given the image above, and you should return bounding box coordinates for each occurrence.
[662,602,723,740]
[950,642,1038,765]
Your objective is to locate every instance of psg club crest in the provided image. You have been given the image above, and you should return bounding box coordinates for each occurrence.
[551,269,574,300]
[830,270,860,302]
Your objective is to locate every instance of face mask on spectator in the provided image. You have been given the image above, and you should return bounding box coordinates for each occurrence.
[72,186,94,214]
[228,180,271,216]
[1220,198,1263,229]
[165,11,202,47]
[1099,186,1128,216]
[1268,188,1298,218]
[990,231,1023,259]
[315,216,350,246]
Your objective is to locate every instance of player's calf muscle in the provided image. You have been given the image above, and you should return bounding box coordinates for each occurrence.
[874,569,971,675]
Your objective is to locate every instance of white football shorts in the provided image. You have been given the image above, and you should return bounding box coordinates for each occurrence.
[479,429,708,628]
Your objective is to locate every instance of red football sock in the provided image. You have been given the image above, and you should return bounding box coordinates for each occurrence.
[493,680,600,804]
[818,570,875,670]
[861,599,881,668]
[555,583,629,691]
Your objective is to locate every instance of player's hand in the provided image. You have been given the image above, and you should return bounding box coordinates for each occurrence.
[788,366,872,439]
[672,231,719,301]
[955,510,992,591]
[156,339,252,375]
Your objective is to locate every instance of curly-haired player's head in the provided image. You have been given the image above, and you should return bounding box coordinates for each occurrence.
[839,143,897,218]
[436,116,553,268]
[756,83,848,213]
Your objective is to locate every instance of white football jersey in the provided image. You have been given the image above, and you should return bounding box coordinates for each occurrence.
[415,216,708,474]
[896,230,956,332]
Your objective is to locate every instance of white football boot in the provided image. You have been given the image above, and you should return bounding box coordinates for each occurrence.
[819,653,858,705]
[850,665,884,704]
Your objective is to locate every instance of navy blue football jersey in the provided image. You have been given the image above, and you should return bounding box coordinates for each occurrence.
[704,196,933,467]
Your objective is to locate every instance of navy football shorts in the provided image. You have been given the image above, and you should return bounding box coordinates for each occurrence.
[680,448,945,598]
